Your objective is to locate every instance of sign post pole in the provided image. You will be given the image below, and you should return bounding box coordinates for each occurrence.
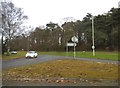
[71,36,78,60]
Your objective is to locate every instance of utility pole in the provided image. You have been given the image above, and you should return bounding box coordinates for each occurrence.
[92,16,95,56]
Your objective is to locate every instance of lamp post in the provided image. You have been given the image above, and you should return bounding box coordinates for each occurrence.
[91,15,95,56]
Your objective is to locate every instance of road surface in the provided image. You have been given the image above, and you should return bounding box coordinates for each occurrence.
[2,55,118,70]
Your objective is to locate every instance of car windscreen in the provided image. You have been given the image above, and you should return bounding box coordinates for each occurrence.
[28,51,35,53]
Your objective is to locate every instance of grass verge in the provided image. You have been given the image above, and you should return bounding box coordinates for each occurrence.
[3,59,118,80]
[39,51,118,61]
[2,51,26,60]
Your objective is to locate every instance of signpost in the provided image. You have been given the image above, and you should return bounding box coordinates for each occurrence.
[66,36,78,59]
[71,36,78,59]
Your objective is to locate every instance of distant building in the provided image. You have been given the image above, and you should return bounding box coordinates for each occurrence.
[118,1,120,8]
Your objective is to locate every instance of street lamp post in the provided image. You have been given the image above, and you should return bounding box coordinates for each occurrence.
[91,16,95,56]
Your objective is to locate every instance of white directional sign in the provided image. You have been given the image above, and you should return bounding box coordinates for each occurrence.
[71,36,78,43]
[67,43,76,46]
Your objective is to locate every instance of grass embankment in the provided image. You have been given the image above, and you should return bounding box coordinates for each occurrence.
[3,59,118,80]
[39,51,118,61]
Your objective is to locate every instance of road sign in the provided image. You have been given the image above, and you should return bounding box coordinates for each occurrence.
[66,36,78,59]
[71,36,78,43]
[67,43,76,46]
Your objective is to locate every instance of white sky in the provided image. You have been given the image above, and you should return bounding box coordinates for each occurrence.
[12,0,119,28]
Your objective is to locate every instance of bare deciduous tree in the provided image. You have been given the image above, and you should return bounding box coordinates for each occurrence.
[1,2,28,54]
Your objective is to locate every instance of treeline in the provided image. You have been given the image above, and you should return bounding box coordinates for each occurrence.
[10,8,119,51]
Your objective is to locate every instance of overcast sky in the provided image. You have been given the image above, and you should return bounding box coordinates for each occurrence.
[12,0,119,28]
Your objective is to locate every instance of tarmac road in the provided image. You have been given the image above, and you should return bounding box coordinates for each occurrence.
[2,55,118,70]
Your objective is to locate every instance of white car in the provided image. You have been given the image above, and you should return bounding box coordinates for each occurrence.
[11,51,17,54]
[26,51,38,58]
